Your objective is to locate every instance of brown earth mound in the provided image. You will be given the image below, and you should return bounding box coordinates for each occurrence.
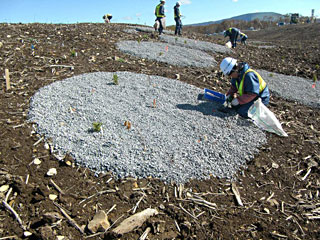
[0,22,319,239]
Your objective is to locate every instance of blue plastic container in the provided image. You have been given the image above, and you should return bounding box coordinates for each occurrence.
[203,89,226,104]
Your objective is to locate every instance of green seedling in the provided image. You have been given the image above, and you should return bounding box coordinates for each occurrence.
[175,37,178,42]
[92,122,102,132]
[143,34,149,40]
[184,40,187,44]
[116,57,125,63]
[113,74,119,85]
[269,73,274,77]
[137,38,141,44]
[70,49,77,57]
[315,65,319,70]
[313,73,318,82]
[159,52,163,56]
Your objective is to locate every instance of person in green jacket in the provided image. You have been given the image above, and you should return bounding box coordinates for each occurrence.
[155,0,166,35]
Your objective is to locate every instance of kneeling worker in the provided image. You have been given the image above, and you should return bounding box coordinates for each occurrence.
[220,57,270,118]
[239,32,248,45]
[103,14,112,23]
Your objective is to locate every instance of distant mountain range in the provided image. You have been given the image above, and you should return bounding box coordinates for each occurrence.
[189,12,284,26]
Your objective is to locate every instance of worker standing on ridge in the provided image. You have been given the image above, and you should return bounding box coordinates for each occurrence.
[239,32,248,45]
[220,57,270,118]
[174,2,182,36]
[224,27,240,48]
[103,14,112,23]
[155,0,166,35]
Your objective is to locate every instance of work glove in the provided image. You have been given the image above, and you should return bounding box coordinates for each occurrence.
[231,98,239,106]
[225,94,233,103]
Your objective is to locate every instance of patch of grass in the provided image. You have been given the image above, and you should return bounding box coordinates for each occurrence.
[117,58,125,63]
[92,122,102,132]
[113,74,119,85]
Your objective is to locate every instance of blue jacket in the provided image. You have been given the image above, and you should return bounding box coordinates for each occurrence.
[231,63,270,104]
[174,5,181,19]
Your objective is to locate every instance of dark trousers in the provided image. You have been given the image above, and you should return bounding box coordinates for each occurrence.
[174,18,182,35]
[234,93,270,118]
[230,32,239,48]
[156,17,164,34]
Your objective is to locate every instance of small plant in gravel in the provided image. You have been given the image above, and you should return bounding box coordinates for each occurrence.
[315,64,319,70]
[159,52,163,56]
[184,40,187,44]
[116,57,125,63]
[70,49,77,57]
[175,37,178,42]
[313,73,318,82]
[113,74,119,85]
[269,73,274,77]
[92,122,102,132]
[143,34,149,40]
[137,38,141,44]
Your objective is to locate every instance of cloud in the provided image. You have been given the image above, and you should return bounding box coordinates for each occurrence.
[136,13,142,17]
[180,0,191,5]
[232,0,238,2]
[123,16,132,20]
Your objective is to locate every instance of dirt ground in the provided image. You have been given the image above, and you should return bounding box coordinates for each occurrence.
[0,22,319,240]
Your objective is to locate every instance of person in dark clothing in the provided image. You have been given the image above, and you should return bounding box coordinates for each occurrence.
[174,2,182,36]
[220,57,270,118]
[224,27,240,48]
[239,32,248,45]
[155,0,166,35]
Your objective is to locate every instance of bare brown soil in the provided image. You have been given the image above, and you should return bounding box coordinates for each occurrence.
[0,22,319,240]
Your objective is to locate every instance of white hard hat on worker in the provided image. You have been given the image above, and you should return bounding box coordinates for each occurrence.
[220,57,237,76]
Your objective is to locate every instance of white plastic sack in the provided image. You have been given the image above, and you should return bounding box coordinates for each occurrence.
[225,41,232,48]
[248,98,288,137]
[154,20,159,31]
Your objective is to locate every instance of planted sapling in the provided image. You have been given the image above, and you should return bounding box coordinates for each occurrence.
[113,74,119,85]
[92,122,102,132]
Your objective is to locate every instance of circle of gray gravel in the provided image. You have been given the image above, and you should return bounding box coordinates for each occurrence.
[258,70,320,108]
[117,40,216,68]
[159,35,231,54]
[28,72,267,183]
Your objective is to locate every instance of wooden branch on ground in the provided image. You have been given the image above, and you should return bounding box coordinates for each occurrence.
[2,200,26,231]
[231,182,244,206]
[50,179,65,194]
[5,69,10,91]
[55,204,84,234]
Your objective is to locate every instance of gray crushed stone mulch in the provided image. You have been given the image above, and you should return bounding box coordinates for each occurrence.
[28,72,267,183]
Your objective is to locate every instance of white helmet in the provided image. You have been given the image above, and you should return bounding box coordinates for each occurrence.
[220,57,237,75]
[176,1,181,5]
